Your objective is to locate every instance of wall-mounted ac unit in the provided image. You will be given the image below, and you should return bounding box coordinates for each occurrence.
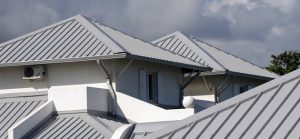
[23,65,46,80]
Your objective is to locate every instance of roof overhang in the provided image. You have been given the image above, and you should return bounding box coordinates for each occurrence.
[225,70,275,81]
[197,70,275,81]
[199,71,226,76]
[0,54,126,68]
[124,53,212,71]
[0,52,212,72]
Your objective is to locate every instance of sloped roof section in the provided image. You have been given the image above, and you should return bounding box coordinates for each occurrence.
[146,69,300,139]
[0,15,115,67]
[25,112,124,139]
[152,31,278,79]
[0,92,47,139]
[0,15,209,70]
[129,121,174,139]
[92,22,209,70]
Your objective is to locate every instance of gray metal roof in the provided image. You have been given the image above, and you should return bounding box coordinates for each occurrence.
[146,69,300,139]
[0,92,47,139]
[152,31,278,79]
[25,112,124,139]
[0,15,209,70]
[92,23,209,70]
[129,121,175,139]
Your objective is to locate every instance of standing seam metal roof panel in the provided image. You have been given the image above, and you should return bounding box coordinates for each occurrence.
[0,93,47,139]
[146,69,300,139]
[26,113,124,139]
[0,15,208,70]
[93,23,206,69]
[0,16,114,67]
[152,31,278,79]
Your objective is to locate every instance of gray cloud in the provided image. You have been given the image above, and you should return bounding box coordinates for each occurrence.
[0,0,299,67]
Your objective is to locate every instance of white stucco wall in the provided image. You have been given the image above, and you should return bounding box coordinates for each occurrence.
[0,59,183,107]
[0,61,108,94]
[115,59,182,107]
[0,66,49,94]
[184,74,267,102]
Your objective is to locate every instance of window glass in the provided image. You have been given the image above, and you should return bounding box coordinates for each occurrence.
[147,72,158,103]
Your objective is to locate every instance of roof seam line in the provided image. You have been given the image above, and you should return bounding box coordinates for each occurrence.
[239,83,285,138]
[225,91,263,138]
[78,16,127,53]
[211,102,241,138]
[270,95,300,138]
[254,79,300,138]
[197,111,219,138]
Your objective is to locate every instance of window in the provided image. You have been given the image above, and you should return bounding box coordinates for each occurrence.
[139,70,161,104]
[146,72,158,103]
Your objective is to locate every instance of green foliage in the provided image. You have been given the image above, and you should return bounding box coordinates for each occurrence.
[266,50,300,75]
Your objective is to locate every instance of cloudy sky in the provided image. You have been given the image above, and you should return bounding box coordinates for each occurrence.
[0,0,299,67]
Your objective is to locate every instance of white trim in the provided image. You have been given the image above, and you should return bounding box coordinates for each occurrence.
[111,124,133,139]
[8,101,55,139]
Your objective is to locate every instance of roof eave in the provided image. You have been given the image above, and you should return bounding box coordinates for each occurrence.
[124,53,212,71]
[199,71,226,76]
[225,70,276,81]
[198,70,276,81]
[0,54,126,68]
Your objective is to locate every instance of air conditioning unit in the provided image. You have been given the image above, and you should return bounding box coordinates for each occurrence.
[23,65,46,80]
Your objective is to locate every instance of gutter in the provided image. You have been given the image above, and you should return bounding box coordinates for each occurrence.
[96,59,117,116]
[124,53,212,71]
[225,70,276,81]
[0,54,126,68]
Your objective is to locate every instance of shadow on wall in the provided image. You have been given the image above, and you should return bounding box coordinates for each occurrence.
[0,61,108,92]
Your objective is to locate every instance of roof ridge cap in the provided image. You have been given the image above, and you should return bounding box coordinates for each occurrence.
[191,37,278,77]
[74,15,127,53]
[151,31,179,44]
[176,32,227,70]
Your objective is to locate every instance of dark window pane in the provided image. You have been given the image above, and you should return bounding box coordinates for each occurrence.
[148,74,153,100]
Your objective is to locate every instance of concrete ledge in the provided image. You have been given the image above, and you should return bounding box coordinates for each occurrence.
[49,86,109,112]
[116,92,195,123]
[8,100,55,139]
[0,91,48,99]
[111,124,134,139]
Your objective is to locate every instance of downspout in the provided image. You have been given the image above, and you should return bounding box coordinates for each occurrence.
[180,70,200,108]
[96,59,117,116]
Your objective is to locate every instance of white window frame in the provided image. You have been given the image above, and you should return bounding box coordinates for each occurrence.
[139,70,161,104]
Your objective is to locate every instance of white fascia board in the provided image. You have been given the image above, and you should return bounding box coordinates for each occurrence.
[8,101,55,139]
[0,54,126,68]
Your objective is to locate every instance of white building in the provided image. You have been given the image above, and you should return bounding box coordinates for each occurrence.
[145,68,300,139]
[0,15,213,139]
[0,14,282,139]
[152,31,279,109]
